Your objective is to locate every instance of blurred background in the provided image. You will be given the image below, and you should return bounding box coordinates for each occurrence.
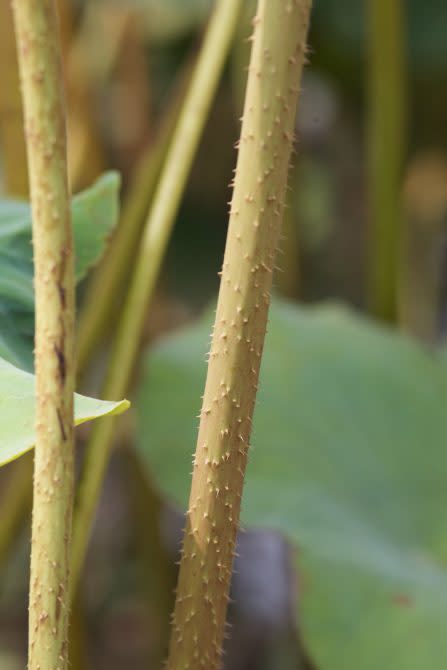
[1,1,447,668]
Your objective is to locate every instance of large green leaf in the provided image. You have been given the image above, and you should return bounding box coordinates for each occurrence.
[0,356,129,466]
[136,299,447,669]
[0,172,120,369]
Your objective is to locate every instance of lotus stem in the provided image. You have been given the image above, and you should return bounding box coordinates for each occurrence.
[166,2,312,668]
[12,1,75,668]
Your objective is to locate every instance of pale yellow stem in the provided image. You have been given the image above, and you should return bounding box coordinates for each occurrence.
[12,2,75,669]
[167,2,312,668]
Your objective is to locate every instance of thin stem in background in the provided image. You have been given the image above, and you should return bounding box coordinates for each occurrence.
[367,0,407,322]
[0,1,28,196]
[12,1,75,668]
[76,55,193,375]
[70,0,243,595]
[166,2,312,668]
[0,23,193,596]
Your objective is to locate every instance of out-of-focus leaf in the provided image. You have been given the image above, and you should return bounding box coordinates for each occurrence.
[0,172,120,368]
[0,355,129,466]
[136,299,447,669]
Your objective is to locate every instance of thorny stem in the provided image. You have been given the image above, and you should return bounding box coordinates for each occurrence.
[367,0,407,322]
[12,2,75,669]
[166,2,312,669]
[0,61,192,571]
[0,51,191,585]
[69,0,243,596]
[0,31,193,594]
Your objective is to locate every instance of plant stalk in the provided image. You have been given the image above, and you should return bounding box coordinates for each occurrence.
[12,2,75,669]
[0,44,193,589]
[70,0,243,595]
[0,0,28,196]
[367,0,407,321]
[166,2,312,669]
[76,55,192,375]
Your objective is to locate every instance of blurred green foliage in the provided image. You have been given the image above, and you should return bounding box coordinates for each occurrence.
[0,173,120,368]
[137,298,447,669]
[0,356,129,466]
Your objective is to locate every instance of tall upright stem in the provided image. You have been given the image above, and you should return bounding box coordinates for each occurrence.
[12,2,75,669]
[166,2,312,669]
[70,0,243,595]
[367,0,407,321]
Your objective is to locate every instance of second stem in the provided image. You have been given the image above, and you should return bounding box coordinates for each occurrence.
[167,2,312,668]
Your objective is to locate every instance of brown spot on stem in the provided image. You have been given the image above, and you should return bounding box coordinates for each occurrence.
[56,408,66,441]
[53,343,66,383]
[57,280,66,309]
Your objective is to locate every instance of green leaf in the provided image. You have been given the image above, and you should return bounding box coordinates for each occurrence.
[0,356,129,466]
[136,299,447,669]
[70,172,121,282]
[0,172,120,369]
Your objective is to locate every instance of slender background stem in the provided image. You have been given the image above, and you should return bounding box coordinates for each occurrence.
[0,1,28,196]
[367,0,407,321]
[76,57,192,375]
[0,33,192,596]
[12,2,75,668]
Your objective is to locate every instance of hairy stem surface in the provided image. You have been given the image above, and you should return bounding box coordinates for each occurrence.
[70,0,243,595]
[0,65,191,574]
[166,2,312,669]
[12,1,75,668]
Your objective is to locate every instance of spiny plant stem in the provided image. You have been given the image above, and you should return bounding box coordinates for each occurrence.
[367,0,407,321]
[0,53,193,589]
[12,2,75,669]
[70,0,243,596]
[0,66,191,574]
[166,2,312,669]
